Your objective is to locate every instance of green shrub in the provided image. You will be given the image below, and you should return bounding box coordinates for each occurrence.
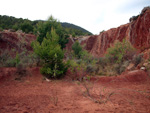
[132,54,143,66]
[20,22,33,33]
[0,49,10,67]
[5,58,16,67]
[113,63,126,75]
[86,64,97,74]
[72,41,83,59]
[36,16,69,49]
[67,59,86,81]
[98,57,107,66]
[69,43,99,76]
[1,52,20,67]
[15,53,20,65]
[95,40,137,76]
[33,28,67,78]
[0,27,3,31]
[106,39,136,63]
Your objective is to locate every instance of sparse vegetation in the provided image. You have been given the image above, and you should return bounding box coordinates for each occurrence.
[0,7,150,112]
[99,30,105,34]
[129,15,139,22]
[132,54,143,66]
[106,39,136,63]
[50,90,58,106]
[67,59,87,81]
[66,39,138,77]
[87,39,139,76]
[66,40,99,80]
[81,78,115,104]
[0,46,39,68]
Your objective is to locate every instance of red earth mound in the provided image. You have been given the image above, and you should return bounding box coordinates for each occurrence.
[90,70,148,83]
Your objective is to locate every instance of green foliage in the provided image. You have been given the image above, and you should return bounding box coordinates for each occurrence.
[15,52,20,65]
[93,39,138,76]
[129,15,139,22]
[67,59,87,81]
[35,16,69,49]
[67,43,98,79]
[20,21,33,33]
[0,52,20,67]
[5,58,16,67]
[99,30,105,34]
[72,41,83,58]
[0,50,20,67]
[0,15,35,32]
[33,28,67,78]
[0,15,92,37]
[67,59,86,72]
[65,27,91,36]
[0,46,39,68]
[0,49,9,66]
[61,22,92,36]
[0,27,3,31]
[106,39,136,63]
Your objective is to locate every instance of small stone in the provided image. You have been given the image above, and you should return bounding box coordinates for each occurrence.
[126,63,135,71]
[45,78,51,82]
[140,67,146,70]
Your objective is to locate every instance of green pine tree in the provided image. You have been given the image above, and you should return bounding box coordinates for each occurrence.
[33,28,67,78]
[36,15,69,49]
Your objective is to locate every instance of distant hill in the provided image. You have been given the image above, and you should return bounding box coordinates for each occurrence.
[0,15,92,35]
[61,22,92,35]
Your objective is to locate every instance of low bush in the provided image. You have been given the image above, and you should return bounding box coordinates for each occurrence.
[67,59,87,81]
[106,39,136,63]
[5,58,16,67]
[98,57,107,67]
[0,47,39,68]
[93,39,137,76]
[0,49,11,67]
[67,41,99,78]
[1,52,20,67]
[72,41,83,59]
[86,64,97,74]
[68,38,140,77]
[132,54,143,66]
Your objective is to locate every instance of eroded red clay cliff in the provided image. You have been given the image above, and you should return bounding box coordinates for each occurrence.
[129,8,150,51]
[81,7,150,57]
[0,30,36,54]
[0,7,150,58]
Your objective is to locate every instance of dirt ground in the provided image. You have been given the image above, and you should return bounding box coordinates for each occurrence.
[0,67,150,113]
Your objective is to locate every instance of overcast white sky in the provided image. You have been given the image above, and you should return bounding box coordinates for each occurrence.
[0,0,150,34]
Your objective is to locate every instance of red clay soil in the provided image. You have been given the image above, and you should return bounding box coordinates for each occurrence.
[0,67,150,113]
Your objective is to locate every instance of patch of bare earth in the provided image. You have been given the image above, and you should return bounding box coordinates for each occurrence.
[0,68,150,113]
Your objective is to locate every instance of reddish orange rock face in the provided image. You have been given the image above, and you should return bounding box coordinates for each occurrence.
[74,8,150,57]
[0,31,36,55]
